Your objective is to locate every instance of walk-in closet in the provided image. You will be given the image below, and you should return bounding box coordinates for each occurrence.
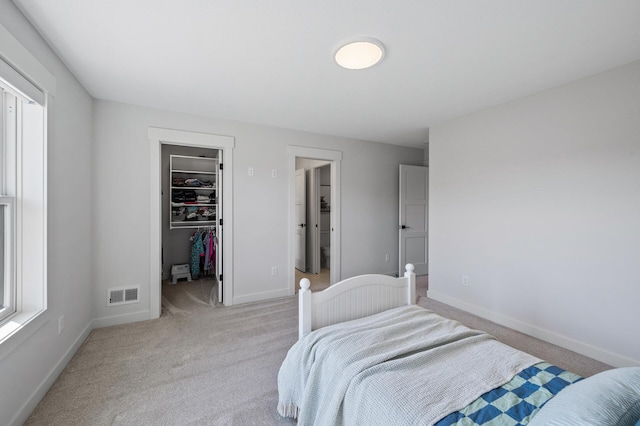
[161,144,222,312]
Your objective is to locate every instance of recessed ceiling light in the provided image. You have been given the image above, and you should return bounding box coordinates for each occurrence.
[335,38,385,70]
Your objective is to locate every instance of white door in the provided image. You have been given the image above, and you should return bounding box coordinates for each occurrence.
[399,165,428,275]
[295,168,306,271]
[217,153,223,303]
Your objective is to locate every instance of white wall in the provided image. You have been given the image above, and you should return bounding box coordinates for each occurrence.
[429,60,640,367]
[0,2,94,424]
[92,100,423,323]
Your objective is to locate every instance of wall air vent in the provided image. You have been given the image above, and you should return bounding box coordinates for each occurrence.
[107,286,140,306]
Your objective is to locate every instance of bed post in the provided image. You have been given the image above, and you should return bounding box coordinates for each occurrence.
[404,263,416,305]
[299,278,312,339]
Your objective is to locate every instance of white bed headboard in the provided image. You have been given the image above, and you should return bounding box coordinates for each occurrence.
[299,264,416,339]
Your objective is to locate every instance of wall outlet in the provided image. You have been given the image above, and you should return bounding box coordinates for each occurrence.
[271,169,278,178]
[271,266,278,276]
[248,167,254,176]
[385,254,390,262]
[462,275,469,287]
[58,315,64,334]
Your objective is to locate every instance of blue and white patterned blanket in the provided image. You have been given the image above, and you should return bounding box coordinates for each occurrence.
[436,362,582,425]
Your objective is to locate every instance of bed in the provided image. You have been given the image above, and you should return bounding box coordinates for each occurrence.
[278,264,640,426]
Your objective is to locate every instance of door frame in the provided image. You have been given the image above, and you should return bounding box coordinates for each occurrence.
[149,127,235,319]
[288,146,342,294]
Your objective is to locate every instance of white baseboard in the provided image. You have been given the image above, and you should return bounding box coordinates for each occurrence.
[92,309,152,328]
[232,288,291,305]
[11,320,93,426]
[428,290,640,368]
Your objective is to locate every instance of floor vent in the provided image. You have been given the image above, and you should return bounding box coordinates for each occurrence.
[107,286,140,306]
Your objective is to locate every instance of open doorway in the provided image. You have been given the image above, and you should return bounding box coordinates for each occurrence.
[149,127,235,319]
[160,145,221,314]
[294,159,331,291]
[288,146,342,296]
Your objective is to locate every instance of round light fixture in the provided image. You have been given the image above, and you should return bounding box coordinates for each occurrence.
[335,38,385,70]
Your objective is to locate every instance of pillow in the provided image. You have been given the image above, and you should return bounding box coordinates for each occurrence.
[529,367,640,426]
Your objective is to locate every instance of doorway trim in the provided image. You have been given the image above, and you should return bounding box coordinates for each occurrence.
[288,146,342,294]
[149,127,235,319]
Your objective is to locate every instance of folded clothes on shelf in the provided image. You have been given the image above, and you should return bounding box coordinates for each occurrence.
[172,177,214,188]
[172,190,185,203]
[172,206,185,216]
[201,208,215,218]
[185,206,198,220]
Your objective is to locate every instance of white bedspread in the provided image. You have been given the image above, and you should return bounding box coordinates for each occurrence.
[277,305,540,426]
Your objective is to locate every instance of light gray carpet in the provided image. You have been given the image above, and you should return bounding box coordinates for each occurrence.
[28,290,298,425]
[26,276,610,425]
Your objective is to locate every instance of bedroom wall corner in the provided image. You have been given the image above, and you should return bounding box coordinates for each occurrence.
[428,59,640,368]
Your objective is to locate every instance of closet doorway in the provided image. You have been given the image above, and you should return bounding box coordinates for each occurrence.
[149,127,235,319]
[161,145,221,312]
[288,146,342,295]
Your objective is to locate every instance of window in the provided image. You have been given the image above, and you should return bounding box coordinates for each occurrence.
[1,81,18,322]
[0,57,47,335]
[0,195,12,318]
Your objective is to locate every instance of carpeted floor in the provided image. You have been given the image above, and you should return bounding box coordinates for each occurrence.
[25,275,610,425]
[27,290,299,425]
[161,277,220,314]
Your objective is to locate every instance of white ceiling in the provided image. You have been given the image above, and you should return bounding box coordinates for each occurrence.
[14,0,640,148]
